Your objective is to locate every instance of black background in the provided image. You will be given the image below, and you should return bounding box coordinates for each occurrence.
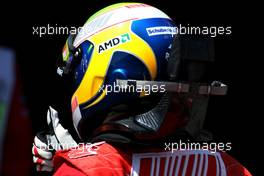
[0,0,259,175]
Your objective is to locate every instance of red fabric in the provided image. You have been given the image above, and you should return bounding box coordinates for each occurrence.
[221,152,252,176]
[53,143,131,176]
[53,143,252,176]
[54,162,86,176]
[139,158,151,176]
[1,69,33,176]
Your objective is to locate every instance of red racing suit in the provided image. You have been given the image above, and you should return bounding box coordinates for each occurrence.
[53,142,251,176]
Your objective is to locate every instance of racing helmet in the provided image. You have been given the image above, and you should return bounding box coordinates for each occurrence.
[57,3,207,142]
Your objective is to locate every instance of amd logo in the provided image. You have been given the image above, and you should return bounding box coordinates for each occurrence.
[98,33,130,53]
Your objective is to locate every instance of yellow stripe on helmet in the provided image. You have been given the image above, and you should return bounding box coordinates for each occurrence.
[72,21,157,108]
